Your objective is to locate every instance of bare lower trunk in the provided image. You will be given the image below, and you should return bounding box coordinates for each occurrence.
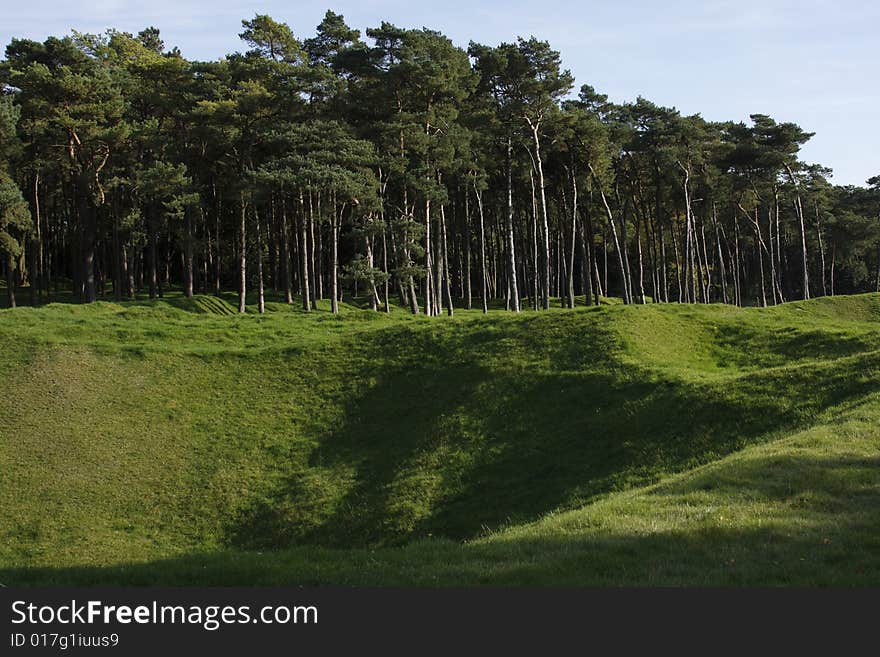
[830,243,836,296]
[814,202,827,297]
[33,174,43,302]
[440,202,454,316]
[740,204,768,307]
[475,183,488,314]
[528,123,550,310]
[424,195,434,315]
[463,186,472,309]
[149,207,159,300]
[331,200,340,315]
[712,203,728,304]
[299,193,311,312]
[506,137,520,312]
[281,199,292,304]
[238,191,247,313]
[381,224,390,313]
[568,167,578,308]
[591,166,629,304]
[5,255,14,308]
[785,165,810,300]
[255,206,265,314]
[184,206,194,298]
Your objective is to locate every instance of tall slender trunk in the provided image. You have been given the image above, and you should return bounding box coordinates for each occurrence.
[659,224,668,303]
[184,205,194,298]
[678,161,695,304]
[316,192,324,301]
[582,189,596,305]
[33,173,43,302]
[830,243,836,296]
[529,168,539,310]
[712,203,728,304]
[5,254,14,308]
[506,136,520,312]
[331,197,341,314]
[112,206,121,301]
[238,190,247,313]
[740,204,767,307]
[424,194,434,315]
[213,188,221,296]
[299,192,311,312]
[567,166,578,308]
[699,217,711,302]
[281,198,292,304]
[474,182,488,314]
[381,225,390,313]
[123,243,133,299]
[733,213,742,306]
[768,199,779,305]
[591,165,629,303]
[440,201,454,316]
[464,185,472,310]
[784,165,810,300]
[80,194,97,303]
[814,201,827,296]
[526,122,550,310]
[255,205,265,314]
[671,224,682,302]
[149,205,158,300]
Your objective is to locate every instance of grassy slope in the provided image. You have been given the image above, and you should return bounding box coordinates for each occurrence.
[1,293,879,585]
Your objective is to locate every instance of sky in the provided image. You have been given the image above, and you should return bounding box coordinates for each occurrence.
[3,0,877,186]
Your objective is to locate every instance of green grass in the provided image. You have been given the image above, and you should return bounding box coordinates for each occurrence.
[1,292,879,585]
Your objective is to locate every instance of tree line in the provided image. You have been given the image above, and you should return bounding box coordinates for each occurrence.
[1,11,878,312]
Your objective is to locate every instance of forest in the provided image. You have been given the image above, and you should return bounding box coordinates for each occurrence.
[1,10,879,313]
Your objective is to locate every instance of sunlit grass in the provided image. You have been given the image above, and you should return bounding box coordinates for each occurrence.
[1,292,879,585]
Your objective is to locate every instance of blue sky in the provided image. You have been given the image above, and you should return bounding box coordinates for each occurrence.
[3,1,877,185]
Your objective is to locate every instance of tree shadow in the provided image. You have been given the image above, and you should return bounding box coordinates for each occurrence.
[5,452,879,587]
[222,316,880,550]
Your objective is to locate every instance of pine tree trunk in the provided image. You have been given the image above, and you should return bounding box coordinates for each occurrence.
[256,205,265,314]
[238,191,247,313]
[814,201,827,296]
[474,183,488,314]
[81,197,97,303]
[5,254,15,308]
[784,165,810,300]
[528,123,550,310]
[331,200,340,315]
[830,243,836,296]
[713,203,728,304]
[33,173,43,302]
[441,201,454,316]
[424,195,433,315]
[463,186,472,310]
[659,224,669,302]
[213,188,222,297]
[506,137,520,312]
[281,198,292,304]
[568,167,578,308]
[184,205,194,298]
[299,192,311,312]
[149,206,159,300]
[592,166,629,304]
[529,169,539,310]
[768,200,779,305]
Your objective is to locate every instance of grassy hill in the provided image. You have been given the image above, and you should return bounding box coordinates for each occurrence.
[1,293,879,585]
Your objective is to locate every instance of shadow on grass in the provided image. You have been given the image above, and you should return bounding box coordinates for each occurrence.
[222,315,880,549]
[5,452,879,586]
[711,322,879,369]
